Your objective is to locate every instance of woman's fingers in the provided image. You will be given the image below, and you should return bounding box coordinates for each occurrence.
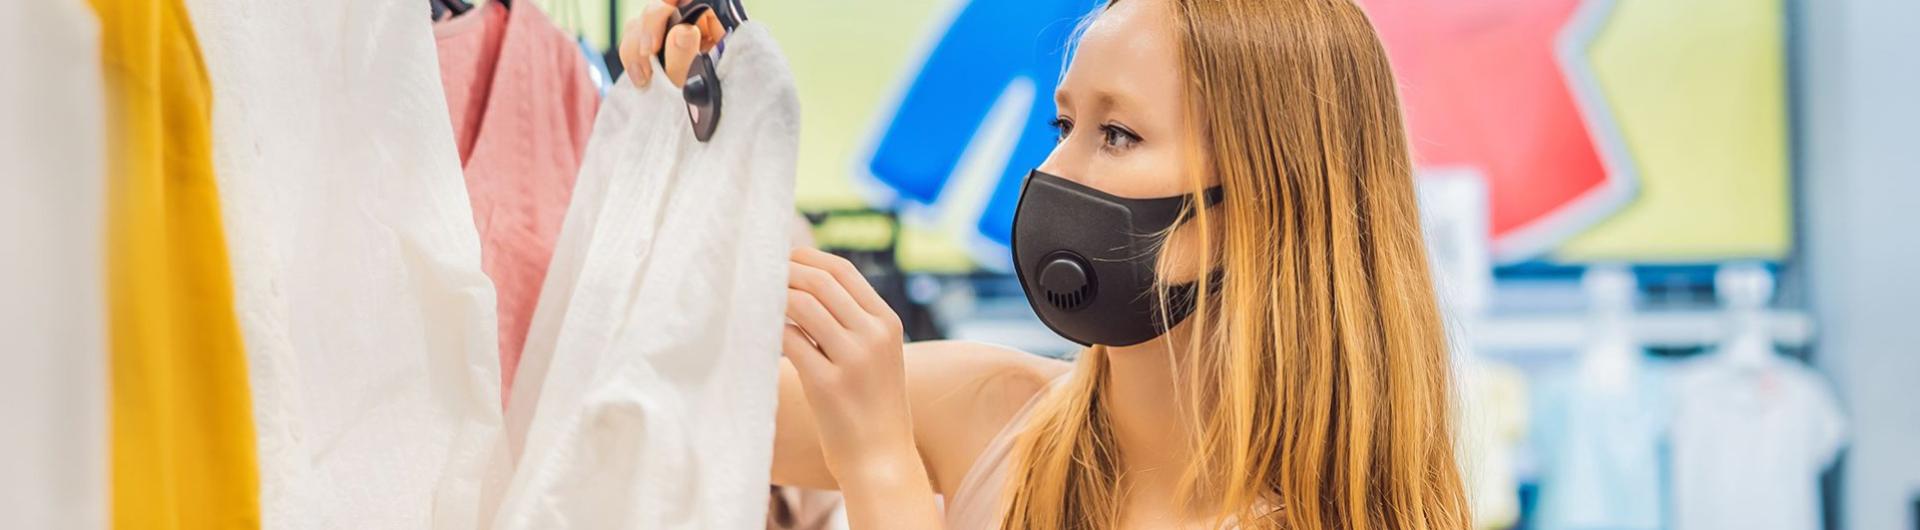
[617,0,731,88]
[790,248,894,320]
[789,261,870,331]
[661,24,703,87]
[618,2,677,87]
[785,288,856,360]
[780,323,834,379]
[694,9,725,49]
[617,17,647,85]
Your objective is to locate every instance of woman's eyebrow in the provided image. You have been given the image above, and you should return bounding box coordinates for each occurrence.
[1057,83,1141,115]
[1087,87,1135,116]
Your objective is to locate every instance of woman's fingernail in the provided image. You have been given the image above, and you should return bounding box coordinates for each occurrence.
[675,28,697,48]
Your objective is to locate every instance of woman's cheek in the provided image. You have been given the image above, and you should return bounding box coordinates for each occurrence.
[1157,219,1214,284]
[1150,144,1220,285]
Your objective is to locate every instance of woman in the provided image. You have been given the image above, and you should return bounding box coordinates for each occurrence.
[629,0,1467,527]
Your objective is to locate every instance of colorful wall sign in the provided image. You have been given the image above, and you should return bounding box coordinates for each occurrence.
[1361,0,1634,261]
[543,0,1792,269]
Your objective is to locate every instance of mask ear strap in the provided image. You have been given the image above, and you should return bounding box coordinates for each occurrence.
[1172,185,1226,224]
[1199,185,1225,207]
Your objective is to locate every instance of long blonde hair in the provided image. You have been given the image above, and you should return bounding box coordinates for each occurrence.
[998,0,1468,528]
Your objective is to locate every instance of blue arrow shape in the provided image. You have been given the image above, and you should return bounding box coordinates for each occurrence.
[866,0,1094,245]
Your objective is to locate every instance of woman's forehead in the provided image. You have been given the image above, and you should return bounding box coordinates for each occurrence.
[1056,0,1183,111]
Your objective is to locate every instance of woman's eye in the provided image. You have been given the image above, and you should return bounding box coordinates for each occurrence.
[1100,124,1141,151]
[1050,117,1073,143]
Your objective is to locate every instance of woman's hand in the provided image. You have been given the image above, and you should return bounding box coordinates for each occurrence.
[617,0,727,88]
[782,247,916,483]
[782,247,942,529]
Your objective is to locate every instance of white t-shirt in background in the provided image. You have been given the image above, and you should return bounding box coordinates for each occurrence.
[1668,354,1846,530]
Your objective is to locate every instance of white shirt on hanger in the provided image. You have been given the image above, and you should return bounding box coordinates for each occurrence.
[1668,353,1846,530]
[498,21,799,529]
[186,1,509,526]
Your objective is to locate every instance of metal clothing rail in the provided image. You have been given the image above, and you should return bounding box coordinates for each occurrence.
[1470,309,1814,352]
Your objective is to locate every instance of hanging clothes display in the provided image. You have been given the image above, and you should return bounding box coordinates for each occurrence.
[1530,267,1666,530]
[1667,353,1846,530]
[498,22,799,528]
[1668,355,1845,530]
[90,0,263,526]
[0,0,108,526]
[1530,309,1672,530]
[184,0,508,527]
[1663,266,1848,530]
[434,0,602,404]
[1530,366,1670,530]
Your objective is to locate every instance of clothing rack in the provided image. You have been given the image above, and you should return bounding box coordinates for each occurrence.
[948,270,1819,359]
[1473,309,1814,352]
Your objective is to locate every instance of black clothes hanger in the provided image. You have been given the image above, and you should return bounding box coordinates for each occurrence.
[603,0,625,79]
[430,0,473,21]
[654,0,746,142]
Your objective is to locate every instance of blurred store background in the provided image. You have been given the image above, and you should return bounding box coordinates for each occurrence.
[535,0,1914,528]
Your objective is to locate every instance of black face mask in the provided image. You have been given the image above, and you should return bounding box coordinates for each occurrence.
[1011,170,1223,347]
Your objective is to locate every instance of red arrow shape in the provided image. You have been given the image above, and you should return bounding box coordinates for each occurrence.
[1360,0,1623,260]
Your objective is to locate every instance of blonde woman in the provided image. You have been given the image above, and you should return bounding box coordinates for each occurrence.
[629,0,1467,527]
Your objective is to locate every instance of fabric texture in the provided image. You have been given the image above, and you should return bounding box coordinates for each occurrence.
[184,0,509,527]
[1531,363,1671,530]
[90,0,264,526]
[1668,355,1846,530]
[0,0,108,526]
[87,0,263,526]
[497,22,798,528]
[434,0,602,404]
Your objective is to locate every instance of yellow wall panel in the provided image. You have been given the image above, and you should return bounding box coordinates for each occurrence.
[1556,0,1792,261]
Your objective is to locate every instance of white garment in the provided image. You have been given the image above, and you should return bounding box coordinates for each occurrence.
[1531,364,1669,530]
[0,0,106,526]
[499,22,798,529]
[1458,360,1527,529]
[186,1,508,527]
[1669,355,1846,530]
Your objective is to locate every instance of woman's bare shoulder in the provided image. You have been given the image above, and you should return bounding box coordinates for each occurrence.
[902,340,1071,493]
[906,340,1071,384]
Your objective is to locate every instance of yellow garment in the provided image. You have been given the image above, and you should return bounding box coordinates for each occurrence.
[92,0,261,527]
